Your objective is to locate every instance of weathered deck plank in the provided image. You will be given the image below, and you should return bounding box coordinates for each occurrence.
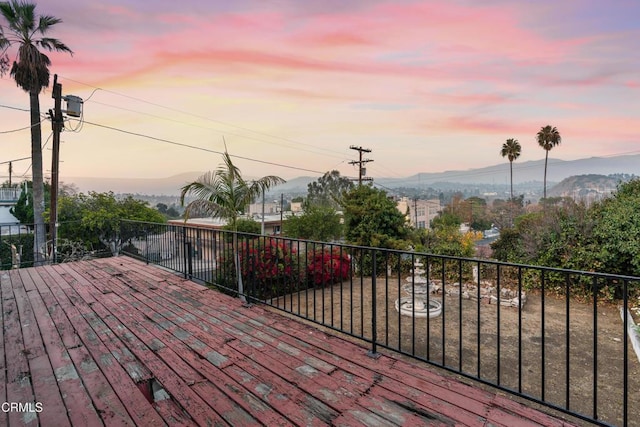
[0,257,583,426]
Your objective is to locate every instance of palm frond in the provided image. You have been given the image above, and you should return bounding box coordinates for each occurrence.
[248,175,286,199]
[37,37,73,54]
[536,125,561,151]
[37,15,62,33]
[180,149,285,230]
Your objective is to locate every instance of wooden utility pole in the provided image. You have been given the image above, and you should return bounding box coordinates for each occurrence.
[348,145,373,186]
[49,74,63,262]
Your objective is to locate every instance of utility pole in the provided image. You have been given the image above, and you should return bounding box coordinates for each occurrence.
[8,161,12,186]
[348,145,373,186]
[47,75,83,263]
[49,74,63,263]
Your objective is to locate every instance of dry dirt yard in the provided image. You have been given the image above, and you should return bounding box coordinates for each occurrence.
[271,277,639,427]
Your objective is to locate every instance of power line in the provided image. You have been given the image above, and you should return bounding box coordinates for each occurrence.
[0,103,30,113]
[0,156,30,165]
[80,119,327,175]
[87,99,346,161]
[60,76,349,159]
[0,123,41,134]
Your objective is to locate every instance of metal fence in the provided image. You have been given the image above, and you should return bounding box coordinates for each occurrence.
[0,221,114,269]
[1,222,40,269]
[120,219,638,427]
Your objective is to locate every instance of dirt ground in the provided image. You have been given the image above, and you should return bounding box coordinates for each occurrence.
[271,278,639,427]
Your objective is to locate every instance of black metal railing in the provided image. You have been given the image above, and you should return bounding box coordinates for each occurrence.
[120,220,639,427]
[0,220,114,269]
[1,222,41,269]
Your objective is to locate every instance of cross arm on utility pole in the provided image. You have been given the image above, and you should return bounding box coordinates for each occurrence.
[349,145,374,186]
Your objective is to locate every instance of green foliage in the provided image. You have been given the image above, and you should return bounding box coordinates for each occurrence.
[491,181,640,299]
[180,150,285,230]
[342,185,409,249]
[225,218,261,235]
[283,206,343,242]
[306,170,353,209]
[0,233,33,269]
[589,179,640,278]
[490,228,524,263]
[58,192,166,255]
[155,203,181,219]
[221,218,261,242]
[431,211,461,229]
[341,186,409,275]
[10,181,50,225]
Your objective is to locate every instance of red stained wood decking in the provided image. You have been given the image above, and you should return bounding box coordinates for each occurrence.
[0,257,580,426]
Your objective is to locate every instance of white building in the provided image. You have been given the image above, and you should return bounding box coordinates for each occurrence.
[397,198,441,229]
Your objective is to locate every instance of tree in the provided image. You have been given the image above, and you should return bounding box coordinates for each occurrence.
[283,205,343,242]
[180,150,285,299]
[500,138,521,201]
[306,170,354,209]
[223,218,260,235]
[10,180,50,225]
[0,1,73,265]
[57,192,166,256]
[180,151,285,230]
[536,125,561,200]
[341,185,408,249]
[156,202,180,219]
[589,179,640,278]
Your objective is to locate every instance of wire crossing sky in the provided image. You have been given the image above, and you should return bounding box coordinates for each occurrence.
[1,0,638,181]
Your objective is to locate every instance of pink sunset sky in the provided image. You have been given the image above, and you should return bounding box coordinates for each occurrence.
[1,0,639,183]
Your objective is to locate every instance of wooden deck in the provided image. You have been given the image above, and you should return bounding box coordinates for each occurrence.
[0,257,581,426]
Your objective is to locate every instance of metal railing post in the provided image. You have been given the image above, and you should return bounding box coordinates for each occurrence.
[144,226,149,264]
[367,251,379,358]
[185,241,193,279]
[182,227,188,278]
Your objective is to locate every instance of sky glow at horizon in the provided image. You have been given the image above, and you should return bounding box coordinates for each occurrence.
[1,0,639,184]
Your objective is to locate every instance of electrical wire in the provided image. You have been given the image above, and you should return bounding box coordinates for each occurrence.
[0,122,41,134]
[60,76,349,159]
[4,99,640,186]
[0,103,30,113]
[0,157,30,165]
[79,119,327,175]
[86,99,346,160]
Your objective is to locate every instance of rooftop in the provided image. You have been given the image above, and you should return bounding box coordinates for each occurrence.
[1,257,581,426]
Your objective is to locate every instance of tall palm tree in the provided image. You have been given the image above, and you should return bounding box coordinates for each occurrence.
[180,150,285,299]
[0,1,72,265]
[536,125,561,200]
[500,138,521,201]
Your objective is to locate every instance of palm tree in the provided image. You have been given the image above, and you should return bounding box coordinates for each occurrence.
[536,125,561,200]
[500,138,521,201]
[180,150,285,299]
[0,1,72,265]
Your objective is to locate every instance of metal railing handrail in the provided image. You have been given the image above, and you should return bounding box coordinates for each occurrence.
[116,220,637,426]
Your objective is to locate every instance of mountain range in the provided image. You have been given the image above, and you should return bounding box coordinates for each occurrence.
[66,154,640,196]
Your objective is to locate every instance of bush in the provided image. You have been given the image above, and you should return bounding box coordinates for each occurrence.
[0,233,34,269]
[306,247,351,286]
[215,237,302,300]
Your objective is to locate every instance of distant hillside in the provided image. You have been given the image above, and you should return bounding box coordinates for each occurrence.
[378,154,640,187]
[548,174,631,199]
[67,172,203,195]
[65,154,640,196]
